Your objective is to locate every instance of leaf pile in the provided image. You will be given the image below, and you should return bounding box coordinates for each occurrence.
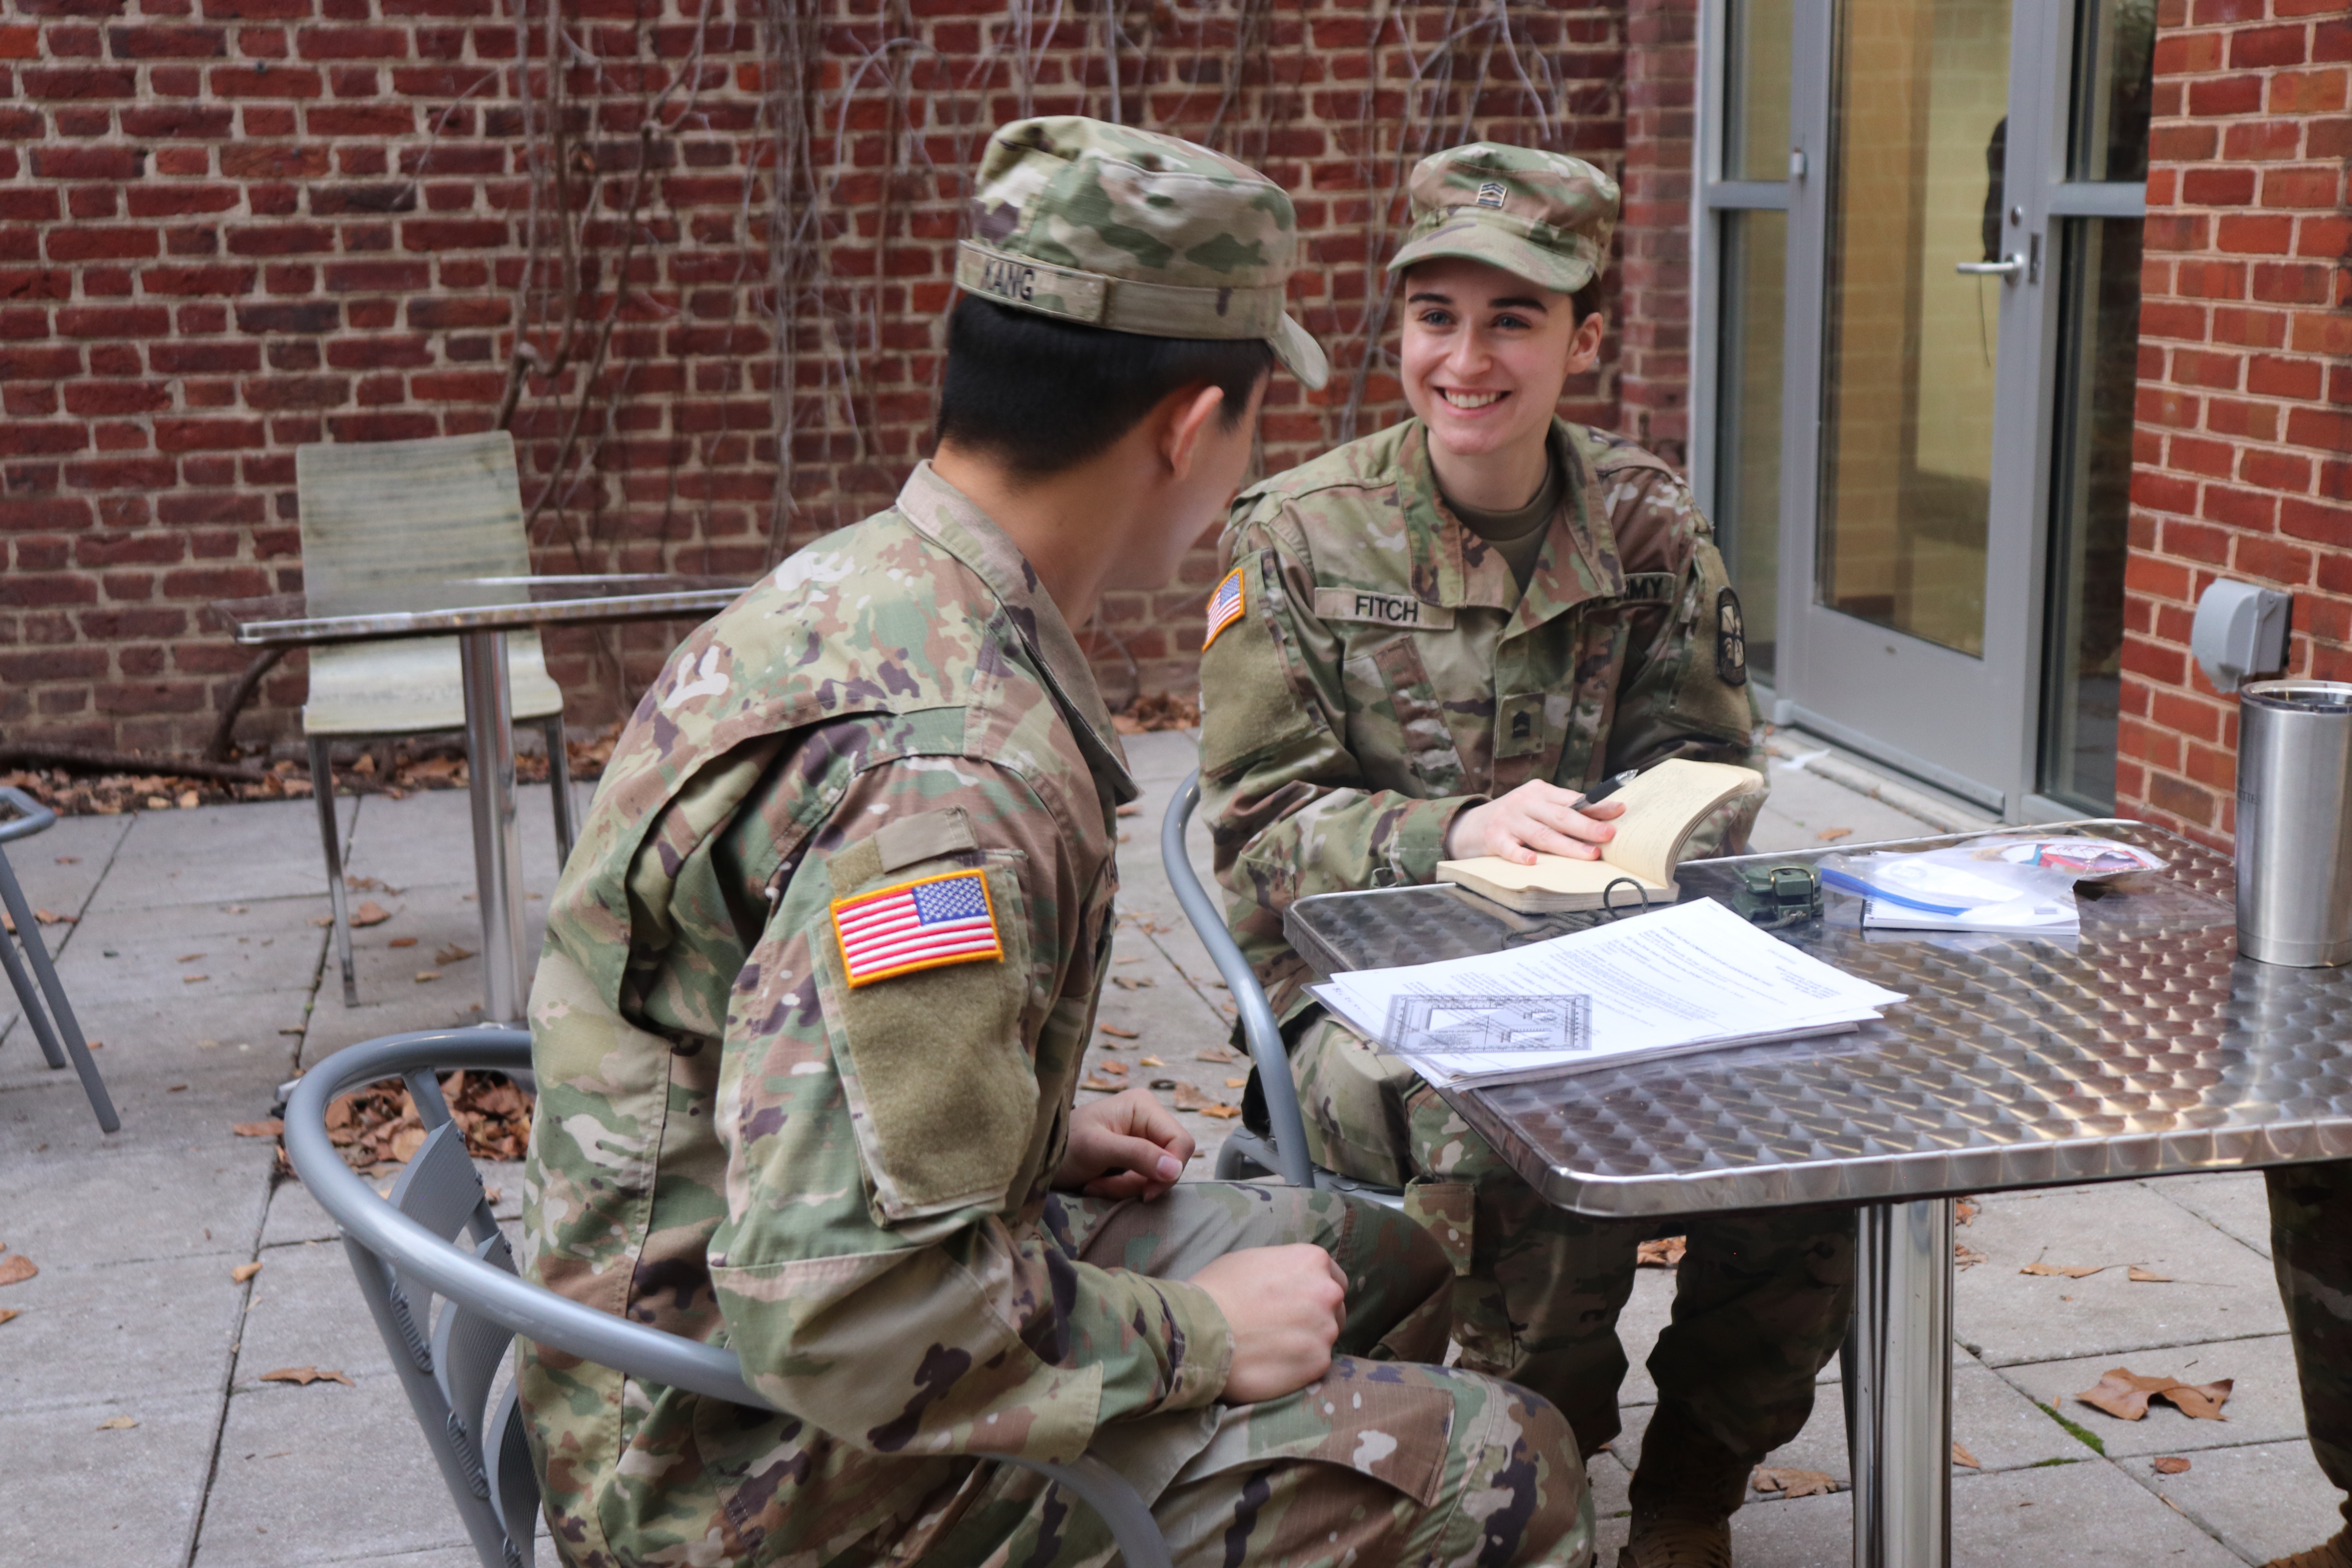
[2,721,623,819]
[2075,1367,2233,1422]
[321,1071,534,1176]
[1110,691,1200,735]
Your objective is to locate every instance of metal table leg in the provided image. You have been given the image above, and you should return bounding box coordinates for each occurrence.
[1850,1196,1953,1568]
[459,630,529,1026]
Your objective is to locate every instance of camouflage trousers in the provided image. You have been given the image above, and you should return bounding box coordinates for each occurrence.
[924,1181,1594,1568]
[2268,1160,2352,1525]
[1292,1016,1855,1482]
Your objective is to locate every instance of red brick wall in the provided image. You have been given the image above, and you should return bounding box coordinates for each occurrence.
[0,0,1690,756]
[2119,0,2350,847]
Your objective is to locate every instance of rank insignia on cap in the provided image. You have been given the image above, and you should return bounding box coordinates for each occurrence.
[1475,180,1508,209]
[831,870,1003,987]
[1203,566,1246,650]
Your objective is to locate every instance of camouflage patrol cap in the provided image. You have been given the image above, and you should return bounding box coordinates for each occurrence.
[958,116,1328,390]
[1386,143,1619,296]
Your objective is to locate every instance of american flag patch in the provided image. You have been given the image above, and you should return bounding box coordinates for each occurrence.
[1203,566,1246,649]
[831,870,1004,987]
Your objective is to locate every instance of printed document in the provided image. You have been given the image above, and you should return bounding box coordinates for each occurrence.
[1310,898,1906,1087]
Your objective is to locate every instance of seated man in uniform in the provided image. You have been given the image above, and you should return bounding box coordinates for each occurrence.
[1198,143,1853,1568]
[519,117,1594,1568]
[2258,1167,2352,1568]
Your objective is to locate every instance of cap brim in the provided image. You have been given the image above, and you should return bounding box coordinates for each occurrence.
[1387,225,1596,295]
[1271,313,1329,392]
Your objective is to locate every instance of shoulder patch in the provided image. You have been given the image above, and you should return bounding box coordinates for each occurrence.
[1715,587,1748,686]
[1312,587,1457,630]
[831,869,1002,987]
[1203,566,1247,650]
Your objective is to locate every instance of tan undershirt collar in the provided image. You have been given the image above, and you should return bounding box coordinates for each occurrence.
[1442,453,1563,596]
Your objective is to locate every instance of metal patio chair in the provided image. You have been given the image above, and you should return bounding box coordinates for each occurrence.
[296,433,577,1007]
[1160,771,1403,1207]
[285,1028,1175,1568]
[0,786,117,1132]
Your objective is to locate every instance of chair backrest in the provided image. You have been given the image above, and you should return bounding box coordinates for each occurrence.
[345,1072,539,1568]
[1158,771,1317,1188]
[289,1030,1174,1568]
[294,433,534,619]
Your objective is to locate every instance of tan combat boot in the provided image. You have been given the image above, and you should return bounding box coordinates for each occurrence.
[1617,1407,1746,1568]
[2263,1531,2352,1568]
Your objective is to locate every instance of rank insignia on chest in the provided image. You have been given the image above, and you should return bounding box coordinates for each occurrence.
[831,870,1003,987]
[1203,566,1246,649]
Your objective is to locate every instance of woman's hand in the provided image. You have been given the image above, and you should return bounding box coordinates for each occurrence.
[1445,780,1625,866]
[1053,1086,1196,1200]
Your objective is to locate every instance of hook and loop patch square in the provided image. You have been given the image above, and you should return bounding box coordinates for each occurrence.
[831,869,1003,987]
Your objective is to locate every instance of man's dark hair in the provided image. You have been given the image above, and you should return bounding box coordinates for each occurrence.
[936,296,1274,480]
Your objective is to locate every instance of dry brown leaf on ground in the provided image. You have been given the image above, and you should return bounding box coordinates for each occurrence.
[349,901,392,928]
[1096,1060,1129,1077]
[414,969,442,984]
[312,915,334,927]
[2129,1267,2172,1283]
[1956,1198,1978,1225]
[388,936,418,949]
[1169,1083,1241,1118]
[1111,976,1156,989]
[33,907,73,925]
[1115,803,1143,817]
[1637,1237,1688,1269]
[181,973,208,984]
[2021,1259,2108,1278]
[434,943,476,965]
[0,1254,36,1286]
[1137,1055,1165,1067]
[260,1366,353,1387]
[1100,1024,1140,1040]
[0,1308,18,1326]
[2076,1367,2234,1422]
[1079,1078,1121,1093]
[1751,1467,1838,1497]
[1952,1442,1980,1469]
[1816,828,1853,842]
[1226,1077,1249,1089]
[1195,1046,1239,1063]
[2153,1456,2192,1474]
[231,1262,262,1283]
[231,1120,283,1139]
[96,1416,138,1430]
[1955,1243,1989,1269]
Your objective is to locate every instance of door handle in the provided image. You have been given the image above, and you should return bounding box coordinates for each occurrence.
[1955,254,2025,280]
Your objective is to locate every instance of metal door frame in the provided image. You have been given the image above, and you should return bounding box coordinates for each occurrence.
[1694,0,2142,820]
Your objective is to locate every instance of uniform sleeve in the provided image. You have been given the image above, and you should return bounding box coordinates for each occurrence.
[701,753,1231,1463]
[1602,470,1762,777]
[1197,502,1479,1017]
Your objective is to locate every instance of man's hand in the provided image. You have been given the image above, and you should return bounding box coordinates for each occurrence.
[1445,780,1626,865]
[1187,1244,1349,1403]
[1054,1087,1195,1200]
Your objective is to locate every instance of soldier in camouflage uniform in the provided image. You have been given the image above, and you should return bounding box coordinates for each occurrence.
[1199,144,1853,1568]
[2261,1166,2352,1568]
[521,117,1594,1568]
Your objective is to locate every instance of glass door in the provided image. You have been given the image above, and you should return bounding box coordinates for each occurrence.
[1695,0,2149,818]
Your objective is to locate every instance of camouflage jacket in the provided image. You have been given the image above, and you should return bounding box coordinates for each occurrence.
[1199,417,1761,1018]
[521,464,1231,1566]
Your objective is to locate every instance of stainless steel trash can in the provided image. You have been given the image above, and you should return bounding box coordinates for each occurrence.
[2236,679,2352,967]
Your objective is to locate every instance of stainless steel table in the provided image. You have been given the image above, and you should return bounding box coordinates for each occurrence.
[1285,819,2352,1568]
[214,575,747,1023]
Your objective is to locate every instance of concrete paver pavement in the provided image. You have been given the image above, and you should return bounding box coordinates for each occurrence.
[1,731,2339,1566]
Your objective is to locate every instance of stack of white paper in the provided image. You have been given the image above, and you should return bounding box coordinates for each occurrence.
[1310,898,1907,1088]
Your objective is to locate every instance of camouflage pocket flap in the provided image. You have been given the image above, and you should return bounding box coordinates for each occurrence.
[1177,1356,1457,1507]
[1401,1181,1476,1277]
